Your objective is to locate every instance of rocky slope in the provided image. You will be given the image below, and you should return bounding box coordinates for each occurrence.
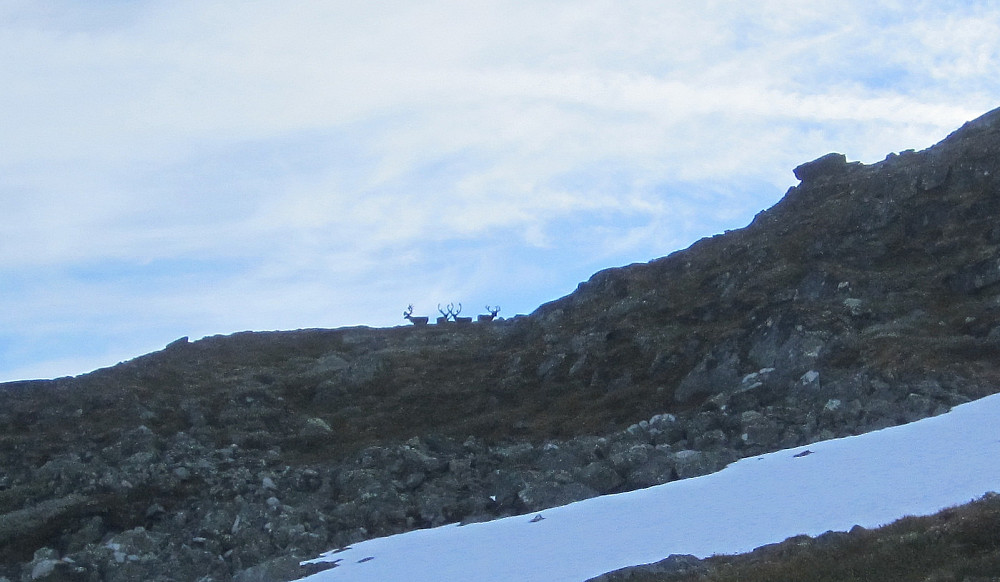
[2,106,1000,581]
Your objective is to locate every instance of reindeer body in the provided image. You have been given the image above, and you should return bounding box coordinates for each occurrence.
[414,303,500,325]
[452,303,472,324]
[403,305,429,326]
[478,305,501,322]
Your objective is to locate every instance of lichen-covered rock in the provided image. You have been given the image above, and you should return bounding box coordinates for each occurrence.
[575,461,625,494]
[738,411,781,448]
[517,480,599,510]
[672,449,733,480]
[675,343,742,403]
[625,450,676,488]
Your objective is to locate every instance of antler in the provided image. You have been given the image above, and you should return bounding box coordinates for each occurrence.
[438,303,471,323]
[404,304,414,317]
[478,305,501,322]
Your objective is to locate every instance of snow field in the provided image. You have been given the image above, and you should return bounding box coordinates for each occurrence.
[296,392,1000,582]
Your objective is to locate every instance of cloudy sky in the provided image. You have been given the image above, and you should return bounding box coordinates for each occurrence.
[2,1,999,382]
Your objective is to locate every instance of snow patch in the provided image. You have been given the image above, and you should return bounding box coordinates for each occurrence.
[295,393,1000,582]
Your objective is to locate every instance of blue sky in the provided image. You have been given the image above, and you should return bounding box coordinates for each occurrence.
[2,1,999,382]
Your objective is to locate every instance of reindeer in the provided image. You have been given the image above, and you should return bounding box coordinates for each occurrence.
[437,303,453,325]
[452,303,473,324]
[478,305,501,322]
[403,305,429,326]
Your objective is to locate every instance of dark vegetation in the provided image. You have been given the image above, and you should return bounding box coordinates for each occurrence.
[2,107,1000,580]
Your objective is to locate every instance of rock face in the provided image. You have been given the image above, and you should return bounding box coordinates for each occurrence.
[3,106,1000,580]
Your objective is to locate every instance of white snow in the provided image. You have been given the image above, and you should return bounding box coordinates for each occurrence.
[296,392,1000,582]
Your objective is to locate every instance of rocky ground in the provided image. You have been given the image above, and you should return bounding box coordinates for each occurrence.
[2,106,1000,581]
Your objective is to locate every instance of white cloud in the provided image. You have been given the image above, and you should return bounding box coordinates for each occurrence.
[2,0,999,380]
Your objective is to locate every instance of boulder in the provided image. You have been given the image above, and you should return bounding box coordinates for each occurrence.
[672,450,731,480]
[793,152,849,182]
[675,344,742,403]
[517,480,599,510]
[624,451,676,488]
[574,461,625,494]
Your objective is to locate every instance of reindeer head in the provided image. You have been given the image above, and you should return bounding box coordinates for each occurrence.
[437,303,454,324]
[478,305,501,322]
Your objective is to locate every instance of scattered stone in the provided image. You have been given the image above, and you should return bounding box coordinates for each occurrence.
[232,556,306,582]
[299,417,333,439]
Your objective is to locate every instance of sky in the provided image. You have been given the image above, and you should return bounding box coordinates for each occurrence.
[3,1,1000,382]
[295,392,1000,582]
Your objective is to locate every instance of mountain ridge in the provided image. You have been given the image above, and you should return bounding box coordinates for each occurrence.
[2,105,1000,580]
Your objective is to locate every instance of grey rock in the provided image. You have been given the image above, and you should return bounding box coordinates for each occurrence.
[949,258,1000,294]
[537,353,567,379]
[298,417,332,439]
[518,480,599,510]
[672,449,731,480]
[536,444,585,473]
[0,495,100,551]
[793,152,849,182]
[843,298,866,316]
[491,442,538,465]
[692,428,729,450]
[739,412,781,448]
[28,560,61,581]
[232,555,304,582]
[625,451,675,488]
[800,370,820,388]
[607,443,652,472]
[575,461,625,494]
[675,343,742,403]
[647,414,685,444]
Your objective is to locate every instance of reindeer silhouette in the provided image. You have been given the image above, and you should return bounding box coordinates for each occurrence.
[452,303,472,324]
[437,303,454,325]
[403,305,429,326]
[478,305,501,322]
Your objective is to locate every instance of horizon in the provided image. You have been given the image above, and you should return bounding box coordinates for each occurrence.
[3,2,1000,382]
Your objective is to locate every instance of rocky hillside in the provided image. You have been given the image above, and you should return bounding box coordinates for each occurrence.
[2,106,1000,581]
